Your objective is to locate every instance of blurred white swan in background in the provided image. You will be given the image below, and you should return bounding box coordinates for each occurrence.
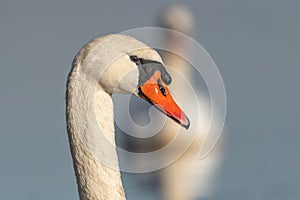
[119,4,223,200]
[158,5,223,200]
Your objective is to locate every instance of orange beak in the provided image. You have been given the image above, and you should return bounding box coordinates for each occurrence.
[137,71,190,129]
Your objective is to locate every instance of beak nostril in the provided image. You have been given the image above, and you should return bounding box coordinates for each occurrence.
[157,79,166,96]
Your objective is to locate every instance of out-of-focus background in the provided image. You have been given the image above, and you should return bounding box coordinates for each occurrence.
[1,0,299,199]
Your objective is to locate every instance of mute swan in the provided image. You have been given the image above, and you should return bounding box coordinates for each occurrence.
[66,34,189,200]
[122,5,222,200]
[159,5,222,200]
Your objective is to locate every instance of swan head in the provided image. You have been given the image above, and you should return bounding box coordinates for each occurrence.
[78,34,190,129]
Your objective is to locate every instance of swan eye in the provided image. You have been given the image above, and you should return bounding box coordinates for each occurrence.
[157,79,166,96]
[130,55,141,65]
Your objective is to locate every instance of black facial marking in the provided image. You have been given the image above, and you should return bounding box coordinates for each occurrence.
[139,58,161,65]
[157,79,166,96]
[130,56,172,87]
[129,55,141,65]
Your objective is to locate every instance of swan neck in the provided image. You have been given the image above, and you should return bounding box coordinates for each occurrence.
[66,67,125,200]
